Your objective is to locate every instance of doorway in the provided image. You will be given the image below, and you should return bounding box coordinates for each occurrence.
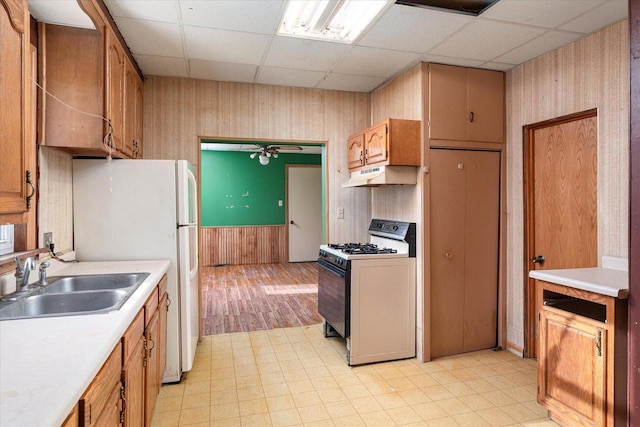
[287,165,322,262]
[524,110,598,357]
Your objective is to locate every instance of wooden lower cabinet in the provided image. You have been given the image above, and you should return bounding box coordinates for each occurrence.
[536,280,627,427]
[73,275,168,427]
[144,310,161,426]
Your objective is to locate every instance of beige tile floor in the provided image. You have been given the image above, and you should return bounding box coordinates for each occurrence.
[151,324,558,427]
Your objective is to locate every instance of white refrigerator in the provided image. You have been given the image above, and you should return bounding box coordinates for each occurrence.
[72,159,198,383]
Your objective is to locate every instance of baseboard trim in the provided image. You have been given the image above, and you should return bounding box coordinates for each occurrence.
[506,341,524,357]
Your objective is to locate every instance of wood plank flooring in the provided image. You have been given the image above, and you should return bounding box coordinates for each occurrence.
[201,262,322,335]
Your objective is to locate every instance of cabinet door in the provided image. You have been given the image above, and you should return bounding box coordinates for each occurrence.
[428,63,468,141]
[0,0,29,215]
[364,122,388,166]
[106,31,125,154]
[134,76,144,158]
[123,59,137,158]
[158,292,168,384]
[467,68,504,143]
[538,309,607,426]
[144,310,160,427]
[93,382,122,427]
[430,149,500,358]
[123,334,145,427]
[347,133,365,170]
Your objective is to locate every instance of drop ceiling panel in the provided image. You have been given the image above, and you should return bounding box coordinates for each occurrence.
[358,5,473,53]
[429,19,547,61]
[183,26,271,64]
[115,18,184,57]
[560,0,629,34]
[190,60,258,83]
[256,67,326,88]
[420,54,484,68]
[134,55,188,77]
[317,73,387,93]
[30,0,95,29]
[494,30,584,64]
[179,0,284,34]
[333,47,420,78]
[264,37,351,72]
[105,0,180,24]
[481,0,606,29]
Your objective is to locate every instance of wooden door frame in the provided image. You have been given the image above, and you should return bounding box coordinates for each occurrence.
[522,108,597,358]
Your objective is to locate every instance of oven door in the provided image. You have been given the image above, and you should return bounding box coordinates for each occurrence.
[317,259,350,338]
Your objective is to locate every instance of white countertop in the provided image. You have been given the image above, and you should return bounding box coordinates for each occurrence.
[529,267,629,299]
[0,259,170,427]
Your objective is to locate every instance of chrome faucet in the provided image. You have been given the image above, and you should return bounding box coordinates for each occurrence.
[14,256,36,292]
[39,261,50,286]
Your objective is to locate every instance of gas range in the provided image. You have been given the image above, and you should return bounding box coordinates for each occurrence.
[318,219,416,264]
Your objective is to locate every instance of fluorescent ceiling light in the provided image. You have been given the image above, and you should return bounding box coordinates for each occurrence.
[279,0,393,44]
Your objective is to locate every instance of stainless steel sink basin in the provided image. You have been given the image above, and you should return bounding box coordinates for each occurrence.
[0,272,150,320]
[0,290,129,319]
[43,273,149,293]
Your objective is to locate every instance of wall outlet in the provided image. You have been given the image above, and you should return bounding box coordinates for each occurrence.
[43,232,53,247]
[278,200,283,207]
[337,207,344,219]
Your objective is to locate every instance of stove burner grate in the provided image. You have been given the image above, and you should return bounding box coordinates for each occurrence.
[327,243,397,255]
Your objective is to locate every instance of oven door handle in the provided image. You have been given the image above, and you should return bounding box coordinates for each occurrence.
[317,259,346,278]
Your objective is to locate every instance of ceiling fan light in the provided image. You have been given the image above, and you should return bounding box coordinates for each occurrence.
[259,154,270,165]
[273,152,278,158]
[250,152,258,159]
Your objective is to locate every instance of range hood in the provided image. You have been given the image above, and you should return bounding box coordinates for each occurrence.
[342,165,417,188]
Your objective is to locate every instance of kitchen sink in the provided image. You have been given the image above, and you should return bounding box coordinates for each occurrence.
[43,273,149,293]
[0,272,150,320]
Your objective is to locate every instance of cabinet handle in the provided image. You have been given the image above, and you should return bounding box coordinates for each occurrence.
[469,111,475,123]
[532,255,545,264]
[166,297,171,310]
[596,331,602,356]
[145,334,155,357]
[25,170,35,210]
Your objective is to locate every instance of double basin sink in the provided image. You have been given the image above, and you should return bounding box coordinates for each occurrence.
[0,272,150,320]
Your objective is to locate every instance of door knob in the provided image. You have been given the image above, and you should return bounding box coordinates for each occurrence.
[532,255,545,264]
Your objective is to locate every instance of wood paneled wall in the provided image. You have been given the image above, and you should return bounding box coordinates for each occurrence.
[370,63,425,359]
[201,226,286,265]
[505,20,629,350]
[143,78,373,245]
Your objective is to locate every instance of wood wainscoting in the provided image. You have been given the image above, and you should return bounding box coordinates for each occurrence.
[201,226,287,266]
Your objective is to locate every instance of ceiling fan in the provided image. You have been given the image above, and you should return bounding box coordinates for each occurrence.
[249,144,302,165]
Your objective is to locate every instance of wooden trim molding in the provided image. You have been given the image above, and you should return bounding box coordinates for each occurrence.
[201,226,287,266]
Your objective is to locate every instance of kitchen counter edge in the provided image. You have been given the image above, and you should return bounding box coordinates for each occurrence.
[0,259,171,427]
[529,267,629,299]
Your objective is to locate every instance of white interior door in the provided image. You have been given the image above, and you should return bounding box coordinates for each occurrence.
[288,166,322,262]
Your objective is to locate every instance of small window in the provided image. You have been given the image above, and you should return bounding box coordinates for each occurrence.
[0,225,15,255]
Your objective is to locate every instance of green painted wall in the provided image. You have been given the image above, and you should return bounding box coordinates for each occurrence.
[201,150,321,226]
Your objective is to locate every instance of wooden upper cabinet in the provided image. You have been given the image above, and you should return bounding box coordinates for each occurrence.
[106,30,125,154]
[347,119,420,172]
[0,0,30,216]
[38,0,143,158]
[429,63,504,143]
[347,132,365,170]
[364,122,388,165]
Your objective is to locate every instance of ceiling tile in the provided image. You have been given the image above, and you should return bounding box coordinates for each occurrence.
[317,73,387,93]
[333,47,420,78]
[189,60,257,83]
[428,19,547,62]
[256,67,326,88]
[420,54,484,68]
[559,0,628,34]
[29,0,95,29]
[479,62,517,72]
[134,55,188,77]
[183,26,271,64]
[264,37,352,72]
[357,4,472,53]
[179,0,284,34]
[115,18,184,57]
[480,0,606,30]
[104,0,180,24]
[494,30,583,64]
